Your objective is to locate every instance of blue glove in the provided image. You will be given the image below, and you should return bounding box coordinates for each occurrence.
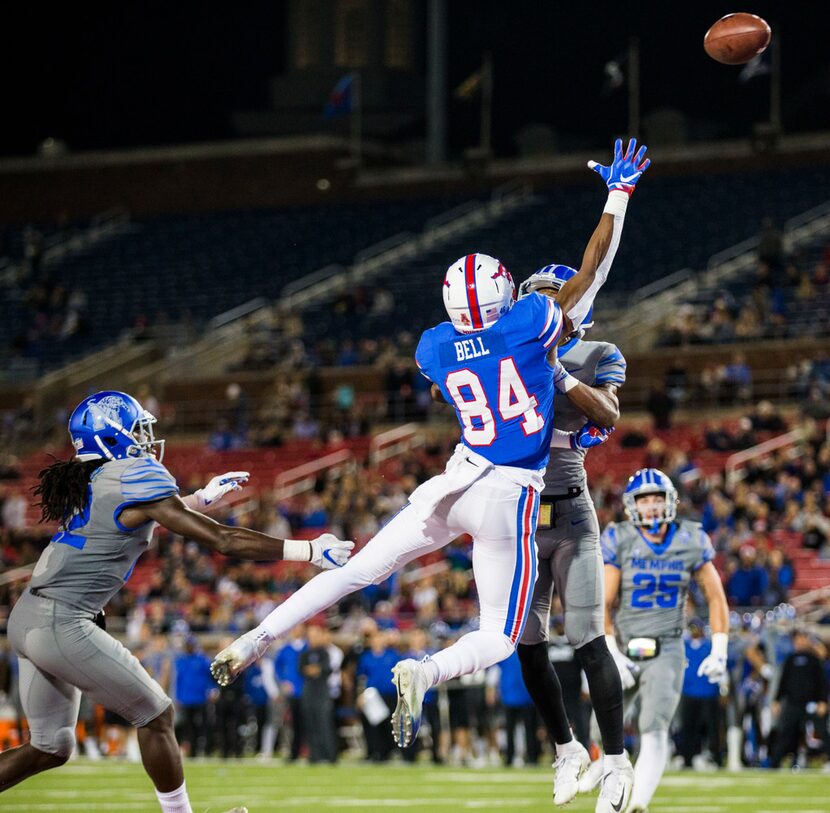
[570,422,614,450]
[588,138,651,195]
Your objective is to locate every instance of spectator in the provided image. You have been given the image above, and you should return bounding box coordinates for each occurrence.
[758,217,784,270]
[213,635,246,758]
[275,626,307,762]
[769,631,828,768]
[492,650,540,767]
[646,385,674,430]
[356,629,399,762]
[763,549,795,604]
[679,620,723,768]
[793,492,830,551]
[721,353,753,404]
[243,656,279,757]
[749,400,787,433]
[299,623,338,763]
[174,637,213,756]
[405,628,443,764]
[727,546,769,606]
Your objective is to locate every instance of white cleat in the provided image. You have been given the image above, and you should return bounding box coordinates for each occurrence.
[595,758,634,813]
[390,658,430,748]
[578,757,605,794]
[553,741,591,805]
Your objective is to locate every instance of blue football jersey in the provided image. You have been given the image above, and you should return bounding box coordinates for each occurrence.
[416,293,563,469]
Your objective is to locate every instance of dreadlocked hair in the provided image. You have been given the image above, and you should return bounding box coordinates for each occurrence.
[33,458,105,524]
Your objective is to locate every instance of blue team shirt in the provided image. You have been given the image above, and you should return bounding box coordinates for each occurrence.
[683,638,720,699]
[357,648,400,698]
[416,293,563,470]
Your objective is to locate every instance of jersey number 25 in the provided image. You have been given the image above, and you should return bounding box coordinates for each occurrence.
[445,359,545,446]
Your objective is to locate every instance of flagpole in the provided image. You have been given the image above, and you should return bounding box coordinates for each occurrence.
[480,52,493,155]
[351,71,363,166]
[426,0,447,164]
[627,36,640,136]
[769,35,781,133]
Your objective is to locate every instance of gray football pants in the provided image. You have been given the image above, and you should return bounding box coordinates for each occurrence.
[591,636,686,738]
[520,491,604,648]
[8,589,170,757]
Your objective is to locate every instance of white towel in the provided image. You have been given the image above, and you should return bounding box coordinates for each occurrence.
[408,445,494,521]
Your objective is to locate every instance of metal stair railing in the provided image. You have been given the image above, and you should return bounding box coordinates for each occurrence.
[608,198,830,350]
[41,207,134,268]
[123,298,274,386]
[280,181,534,311]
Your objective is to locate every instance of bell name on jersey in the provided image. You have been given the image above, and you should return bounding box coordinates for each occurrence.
[416,292,563,471]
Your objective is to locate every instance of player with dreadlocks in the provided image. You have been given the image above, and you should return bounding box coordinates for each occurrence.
[1,391,352,813]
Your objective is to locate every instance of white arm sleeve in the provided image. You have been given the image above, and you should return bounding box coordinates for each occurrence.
[566,191,628,330]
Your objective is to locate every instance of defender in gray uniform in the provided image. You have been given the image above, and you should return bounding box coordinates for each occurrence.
[581,468,729,813]
[516,265,633,811]
[0,391,352,813]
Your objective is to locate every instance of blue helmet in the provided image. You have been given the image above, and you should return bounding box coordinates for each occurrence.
[517,264,594,331]
[623,468,678,526]
[68,391,164,462]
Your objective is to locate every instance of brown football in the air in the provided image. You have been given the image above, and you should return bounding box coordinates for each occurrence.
[704,13,771,65]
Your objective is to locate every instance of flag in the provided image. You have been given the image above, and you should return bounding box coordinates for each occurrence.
[324,74,354,119]
[739,46,772,83]
[454,68,483,101]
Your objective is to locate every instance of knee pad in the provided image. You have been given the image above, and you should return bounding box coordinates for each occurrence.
[50,726,76,759]
[564,607,603,649]
[575,634,610,671]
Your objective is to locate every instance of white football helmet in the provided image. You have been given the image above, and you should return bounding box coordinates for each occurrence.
[443,253,515,333]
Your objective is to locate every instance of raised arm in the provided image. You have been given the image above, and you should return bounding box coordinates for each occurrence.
[557,138,650,329]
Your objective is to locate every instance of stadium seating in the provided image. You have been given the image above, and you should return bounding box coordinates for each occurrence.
[302,166,830,344]
[5,166,830,373]
[662,237,830,344]
[0,197,467,372]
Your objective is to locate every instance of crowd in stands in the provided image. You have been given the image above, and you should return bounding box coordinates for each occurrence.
[660,225,830,347]
[2,404,829,766]
[1,225,90,362]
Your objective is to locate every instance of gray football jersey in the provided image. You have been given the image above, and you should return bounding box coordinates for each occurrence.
[29,456,178,613]
[545,338,626,494]
[600,519,715,639]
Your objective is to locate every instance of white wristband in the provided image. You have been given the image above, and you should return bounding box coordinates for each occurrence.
[603,190,629,217]
[711,632,729,660]
[283,539,311,562]
[557,372,579,393]
[550,428,573,449]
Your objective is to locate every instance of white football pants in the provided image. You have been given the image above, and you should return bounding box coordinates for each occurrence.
[255,467,540,686]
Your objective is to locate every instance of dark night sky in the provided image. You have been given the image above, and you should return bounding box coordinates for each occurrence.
[2,1,828,158]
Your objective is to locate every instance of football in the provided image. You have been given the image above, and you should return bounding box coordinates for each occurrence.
[704,12,771,65]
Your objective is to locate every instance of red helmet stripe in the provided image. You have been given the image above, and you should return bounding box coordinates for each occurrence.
[464,253,484,329]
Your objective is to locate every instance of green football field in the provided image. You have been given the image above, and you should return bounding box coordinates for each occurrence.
[5,760,829,813]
